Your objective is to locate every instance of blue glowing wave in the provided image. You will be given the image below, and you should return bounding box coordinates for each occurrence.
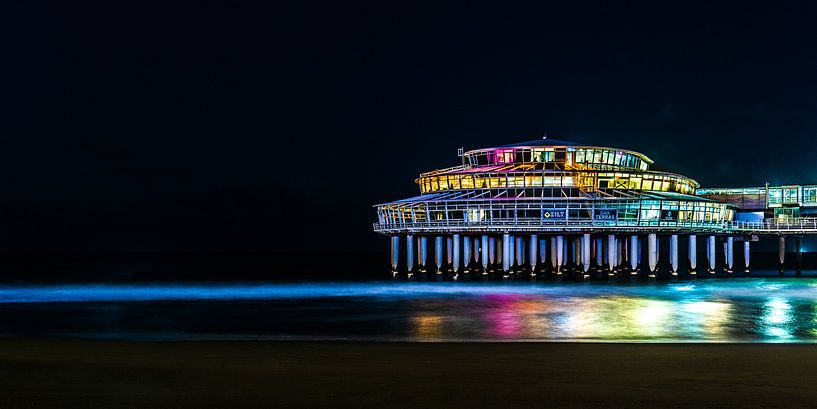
[0,278,816,303]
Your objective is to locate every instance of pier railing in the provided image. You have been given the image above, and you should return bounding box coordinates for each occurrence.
[374,218,817,235]
[731,218,817,233]
[373,219,732,234]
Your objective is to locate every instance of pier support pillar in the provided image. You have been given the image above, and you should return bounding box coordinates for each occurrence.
[556,235,564,276]
[496,236,502,268]
[778,236,785,276]
[582,233,591,274]
[446,237,453,272]
[452,234,460,276]
[463,236,471,275]
[574,237,581,268]
[743,240,750,274]
[529,234,538,278]
[481,235,489,277]
[607,234,616,277]
[726,236,734,274]
[406,234,415,277]
[502,233,510,274]
[472,237,479,267]
[561,236,568,271]
[722,241,728,272]
[629,235,638,275]
[508,235,515,272]
[419,236,428,278]
[707,235,716,275]
[539,238,547,267]
[670,234,678,277]
[796,236,803,277]
[595,238,604,270]
[515,236,524,272]
[488,237,496,270]
[434,236,443,279]
[391,236,400,279]
[647,233,657,275]
[688,235,697,276]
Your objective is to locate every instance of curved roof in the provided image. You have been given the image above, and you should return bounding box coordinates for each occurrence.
[497,138,583,148]
[464,138,654,164]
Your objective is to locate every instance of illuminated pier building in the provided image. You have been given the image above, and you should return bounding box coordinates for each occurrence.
[373,139,816,280]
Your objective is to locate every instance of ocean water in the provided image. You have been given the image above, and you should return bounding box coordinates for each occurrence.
[1,277,817,342]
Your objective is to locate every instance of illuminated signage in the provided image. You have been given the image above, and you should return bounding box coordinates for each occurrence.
[542,210,567,220]
[593,209,618,221]
[660,210,678,221]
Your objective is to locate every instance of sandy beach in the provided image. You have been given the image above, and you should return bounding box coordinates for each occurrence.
[1,340,817,408]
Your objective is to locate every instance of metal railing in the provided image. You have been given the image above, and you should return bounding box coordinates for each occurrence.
[373,219,732,234]
[373,217,817,235]
[731,218,817,233]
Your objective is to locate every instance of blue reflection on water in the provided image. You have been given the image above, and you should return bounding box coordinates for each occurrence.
[1,278,817,342]
[1,279,817,302]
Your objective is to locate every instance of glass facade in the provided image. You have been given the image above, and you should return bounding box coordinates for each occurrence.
[378,199,734,229]
[463,146,651,171]
[375,140,736,233]
[698,185,817,210]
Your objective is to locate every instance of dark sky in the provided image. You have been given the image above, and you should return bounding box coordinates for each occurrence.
[3,1,817,252]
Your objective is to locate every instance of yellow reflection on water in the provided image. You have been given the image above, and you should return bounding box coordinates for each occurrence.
[680,300,732,338]
[411,314,444,340]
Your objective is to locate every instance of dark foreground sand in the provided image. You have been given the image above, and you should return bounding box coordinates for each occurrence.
[2,340,817,408]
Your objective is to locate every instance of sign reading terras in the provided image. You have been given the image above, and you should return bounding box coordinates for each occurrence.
[593,209,618,221]
[542,210,567,220]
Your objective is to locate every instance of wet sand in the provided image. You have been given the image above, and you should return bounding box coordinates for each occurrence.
[1,340,816,408]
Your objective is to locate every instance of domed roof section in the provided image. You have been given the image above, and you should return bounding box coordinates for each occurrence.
[464,137,654,165]
[496,138,583,148]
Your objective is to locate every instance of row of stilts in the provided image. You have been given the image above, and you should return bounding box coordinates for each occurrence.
[390,233,803,281]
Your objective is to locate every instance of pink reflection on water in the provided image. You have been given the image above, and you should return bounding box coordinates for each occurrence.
[483,294,527,338]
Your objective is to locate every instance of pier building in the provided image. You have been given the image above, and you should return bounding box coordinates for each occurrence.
[373,139,815,280]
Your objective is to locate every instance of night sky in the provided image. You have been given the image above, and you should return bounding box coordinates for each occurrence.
[4,2,817,253]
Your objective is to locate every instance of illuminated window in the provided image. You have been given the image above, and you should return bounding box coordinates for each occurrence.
[783,187,799,204]
[532,149,546,162]
[575,149,586,163]
[526,175,542,187]
[768,188,782,205]
[804,187,817,204]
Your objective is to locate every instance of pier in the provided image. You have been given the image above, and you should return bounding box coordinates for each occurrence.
[373,139,815,280]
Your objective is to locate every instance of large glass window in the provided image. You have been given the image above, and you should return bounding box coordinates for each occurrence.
[804,187,817,204]
[768,188,782,205]
[575,149,586,163]
[783,187,799,204]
